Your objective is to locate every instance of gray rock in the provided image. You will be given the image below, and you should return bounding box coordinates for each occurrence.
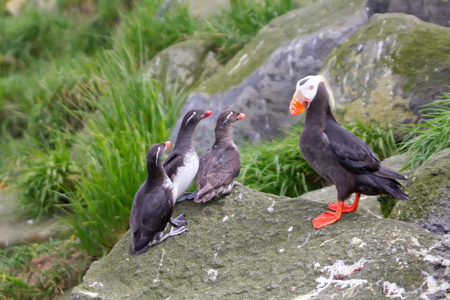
[321,13,450,138]
[171,0,368,154]
[367,0,450,27]
[390,148,450,236]
[142,40,219,91]
[157,0,230,20]
[0,189,65,248]
[71,186,449,299]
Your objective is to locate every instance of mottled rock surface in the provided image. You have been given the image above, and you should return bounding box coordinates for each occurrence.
[72,186,449,300]
[170,0,368,154]
[143,40,219,91]
[367,0,450,27]
[322,13,450,137]
[391,148,450,236]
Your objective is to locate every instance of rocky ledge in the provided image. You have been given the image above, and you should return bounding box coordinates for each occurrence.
[72,185,449,299]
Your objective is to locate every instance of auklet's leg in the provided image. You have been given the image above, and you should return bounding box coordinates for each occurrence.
[170,214,187,227]
[152,226,188,244]
[312,200,344,229]
[176,191,197,203]
[326,193,361,213]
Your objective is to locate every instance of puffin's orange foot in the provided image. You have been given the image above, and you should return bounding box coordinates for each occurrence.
[312,211,341,229]
[326,202,354,213]
[326,193,361,213]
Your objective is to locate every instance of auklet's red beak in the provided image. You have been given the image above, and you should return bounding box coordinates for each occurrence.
[164,141,171,150]
[290,89,308,116]
[203,110,212,118]
[237,113,245,120]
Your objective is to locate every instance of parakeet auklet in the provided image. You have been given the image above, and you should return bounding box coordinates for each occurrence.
[163,109,212,203]
[129,141,188,255]
[194,109,245,203]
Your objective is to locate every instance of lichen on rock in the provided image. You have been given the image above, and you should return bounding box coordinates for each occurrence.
[390,148,450,235]
[322,13,450,137]
[71,186,448,299]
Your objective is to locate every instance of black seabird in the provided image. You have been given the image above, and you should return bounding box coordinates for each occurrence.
[289,75,408,229]
[163,109,211,203]
[194,109,245,203]
[129,141,188,255]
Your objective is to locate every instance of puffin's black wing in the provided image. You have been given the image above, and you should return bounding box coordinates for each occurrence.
[196,146,240,192]
[163,151,183,180]
[324,122,381,174]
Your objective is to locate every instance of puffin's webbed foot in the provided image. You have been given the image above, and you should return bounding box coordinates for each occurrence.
[170,213,187,227]
[326,193,360,213]
[176,191,197,203]
[312,201,343,229]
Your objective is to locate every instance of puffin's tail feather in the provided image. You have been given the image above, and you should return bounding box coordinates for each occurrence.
[375,177,409,201]
[375,165,407,181]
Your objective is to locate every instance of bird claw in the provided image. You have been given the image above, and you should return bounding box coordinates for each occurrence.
[176,191,197,203]
[170,214,187,227]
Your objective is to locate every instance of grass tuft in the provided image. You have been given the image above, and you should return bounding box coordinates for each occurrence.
[399,91,450,170]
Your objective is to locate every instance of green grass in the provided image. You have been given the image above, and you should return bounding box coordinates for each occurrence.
[14,135,80,219]
[399,92,450,170]
[0,238,90,299]
[239,126,322,197]
[197,0,294,63]
[62,44,190,257]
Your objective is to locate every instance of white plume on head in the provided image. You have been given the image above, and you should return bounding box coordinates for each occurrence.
[296,75,336,111]
[222,111,233,125]
[185,112,197,127]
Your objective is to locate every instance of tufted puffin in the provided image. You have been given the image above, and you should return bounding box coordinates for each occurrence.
[163,109,212,203]
[289,75,408,229]
[194,109,245,203]
[129,141,188,255]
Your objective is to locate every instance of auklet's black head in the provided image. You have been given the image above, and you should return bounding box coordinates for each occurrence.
[146,141,171,175]
[181,109,212,128]
[173,109,212,150]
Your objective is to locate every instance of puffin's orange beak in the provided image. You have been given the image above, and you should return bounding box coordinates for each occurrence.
[237,113,245,120]
[164,141,171,150]
[203,110,212,118]
[290,89,307,116]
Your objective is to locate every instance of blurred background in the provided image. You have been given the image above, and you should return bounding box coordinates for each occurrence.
[0,0,448,298]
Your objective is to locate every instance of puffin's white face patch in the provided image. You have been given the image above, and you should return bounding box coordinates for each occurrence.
[155,147,161,166]
[296,75,335,110]
[185,112,196,127]
[222,112,233,125]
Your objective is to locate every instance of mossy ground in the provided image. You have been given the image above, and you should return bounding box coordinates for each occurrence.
[73,186,440,299]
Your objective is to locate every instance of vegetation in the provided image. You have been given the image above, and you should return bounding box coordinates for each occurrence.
[0,0,301,297]
[399,92,450,170]
[1,0,446,297]
[0,239,90,299]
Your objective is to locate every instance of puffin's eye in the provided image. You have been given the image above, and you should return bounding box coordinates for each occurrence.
[309,85,314,90]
